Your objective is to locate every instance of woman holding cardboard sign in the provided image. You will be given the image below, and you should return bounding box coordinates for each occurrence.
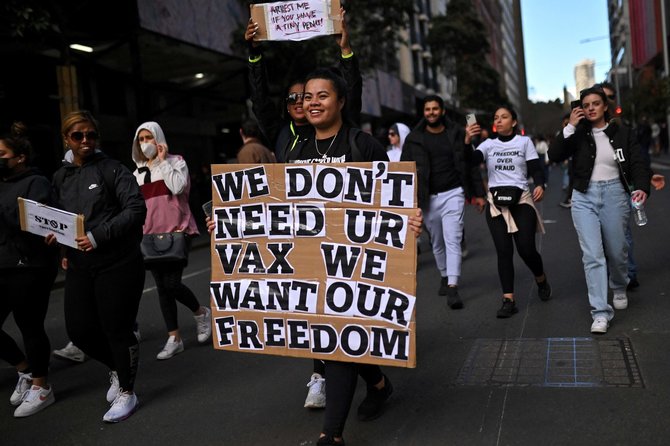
[296,68,422,446]
[49,110,146,423]
[0,122,58,417]
[246,6,363,411]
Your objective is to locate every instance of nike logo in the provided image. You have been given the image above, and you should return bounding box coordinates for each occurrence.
[89,183,99,190]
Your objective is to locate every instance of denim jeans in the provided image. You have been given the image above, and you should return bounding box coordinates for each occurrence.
[571,179,630,321]
[424,187,465,285]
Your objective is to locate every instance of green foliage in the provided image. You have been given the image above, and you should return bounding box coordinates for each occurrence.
[427,0,507,112]
[0,0,58,39]
[624,76,670,122]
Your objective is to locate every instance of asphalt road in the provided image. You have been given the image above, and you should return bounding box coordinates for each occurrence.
[2,158,670,446]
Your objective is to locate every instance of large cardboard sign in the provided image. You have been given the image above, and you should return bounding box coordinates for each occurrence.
[250,0,342,42]
[18,197,84,249]
[209,162,418,368]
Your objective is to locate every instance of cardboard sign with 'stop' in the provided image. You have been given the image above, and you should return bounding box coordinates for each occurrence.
[209,162,418,368]
[250,0,342,42]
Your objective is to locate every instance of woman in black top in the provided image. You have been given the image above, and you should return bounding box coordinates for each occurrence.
[48,111,146,423]
[0,123,58,417]
[297,68,422,446]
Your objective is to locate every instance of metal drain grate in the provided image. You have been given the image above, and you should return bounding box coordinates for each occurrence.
[455,337,644,388]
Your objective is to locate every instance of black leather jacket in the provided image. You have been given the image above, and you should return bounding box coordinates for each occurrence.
[549,122,651,195]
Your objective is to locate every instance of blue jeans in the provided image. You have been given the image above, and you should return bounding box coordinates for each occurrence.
[571,179,630,321]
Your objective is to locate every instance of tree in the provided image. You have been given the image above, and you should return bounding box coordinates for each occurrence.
[231,0,413,96]
[427,0,507,112]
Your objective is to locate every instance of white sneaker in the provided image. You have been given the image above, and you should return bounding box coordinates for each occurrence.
[53,342,86,363]
[14,385,55,417]
[103,391,138,423]
[107,371,120,403]
[156,335,184,360]
[194,306,212,344]
[304,373,326,409]
[613,293,628,310]
[10,371,32,406]
[591,317,609,334]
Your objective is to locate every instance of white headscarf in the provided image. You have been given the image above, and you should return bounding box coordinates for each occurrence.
[131,121,168,165]
[387,122,411,162]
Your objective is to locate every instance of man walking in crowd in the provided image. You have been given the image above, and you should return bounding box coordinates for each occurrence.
[236,119,276,164]
[401,95,486,309]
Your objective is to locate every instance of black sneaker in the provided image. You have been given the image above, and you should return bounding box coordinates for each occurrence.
[627,277,640,291]
[537,278,552,301]
[357,375,393,421]
[446,286,464,310]
[496,299,518,318]
[317,435,345,445]
[438,277,449,296]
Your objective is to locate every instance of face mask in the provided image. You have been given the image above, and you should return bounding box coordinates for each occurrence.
[140,142,157,158]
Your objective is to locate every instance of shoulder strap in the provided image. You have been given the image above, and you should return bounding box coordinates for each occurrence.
[348,128,363,162]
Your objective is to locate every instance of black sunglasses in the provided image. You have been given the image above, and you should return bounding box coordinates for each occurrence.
[606,94,616,101]
[69,131,99,141]
[388,131,397,136]
[286,92,304,104]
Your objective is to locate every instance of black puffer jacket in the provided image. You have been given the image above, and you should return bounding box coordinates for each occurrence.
[400,117,486,209]
[52,152,146,268]
[548,122,651,195]
[0,168,58,269]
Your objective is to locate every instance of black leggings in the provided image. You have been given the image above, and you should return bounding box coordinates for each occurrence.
[322,361,383,437]
[150,262,200,332]
[65,253,144,391]
[485,203,545,294]
[0,267,56,377]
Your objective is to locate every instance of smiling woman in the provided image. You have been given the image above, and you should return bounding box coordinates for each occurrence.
[50,110,147,423]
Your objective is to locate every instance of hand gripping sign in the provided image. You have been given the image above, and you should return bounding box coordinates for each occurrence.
[18,197,84,249]
[250,0,342,42]
[208,162,418,368]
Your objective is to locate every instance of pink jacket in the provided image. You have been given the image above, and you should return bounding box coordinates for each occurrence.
[132,122,199,235]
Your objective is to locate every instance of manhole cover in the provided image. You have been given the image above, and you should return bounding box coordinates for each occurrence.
[455,337,643,388]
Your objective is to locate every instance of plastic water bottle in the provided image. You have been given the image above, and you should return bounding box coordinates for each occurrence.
[631,199,648,226]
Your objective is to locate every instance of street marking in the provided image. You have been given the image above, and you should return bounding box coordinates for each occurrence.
[142,267,210,294]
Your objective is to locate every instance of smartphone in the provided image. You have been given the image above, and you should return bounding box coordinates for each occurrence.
[465,113,477,126]
[570,100,582,109]
[202,200,213,218]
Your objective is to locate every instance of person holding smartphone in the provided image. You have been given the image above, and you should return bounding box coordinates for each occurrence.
[549,86,651,334]
[471,106,551,318]
[131,121,211,360]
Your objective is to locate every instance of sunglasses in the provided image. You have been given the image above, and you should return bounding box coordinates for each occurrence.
[286,92,304,104]
[388,132,397,136]
[606,94,616,101]
[69,131,99,141]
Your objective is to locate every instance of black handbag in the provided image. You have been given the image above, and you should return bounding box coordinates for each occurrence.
[490,186,523,207]
[141,232,188,266]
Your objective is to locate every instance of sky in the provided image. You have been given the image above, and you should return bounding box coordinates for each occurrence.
[521,0,612,103]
